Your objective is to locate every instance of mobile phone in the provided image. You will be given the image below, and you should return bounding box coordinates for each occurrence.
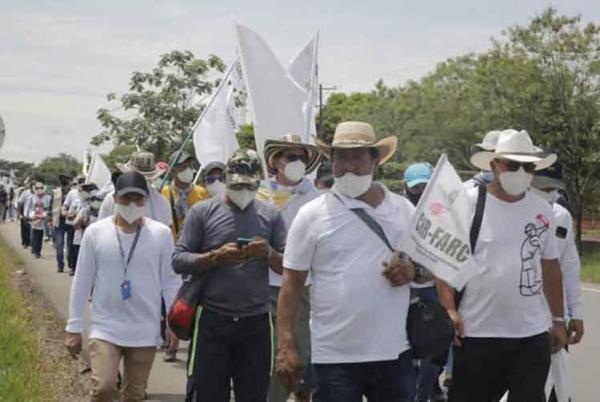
[237,237,253,248]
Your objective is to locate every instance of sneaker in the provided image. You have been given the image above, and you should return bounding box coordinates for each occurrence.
[163,350,177,362]
[69,270,75,276]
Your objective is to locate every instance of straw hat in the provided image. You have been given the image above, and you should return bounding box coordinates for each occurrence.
[470,129,556,171]
[316,121,397,165]
[263,134,321,176]
[116,151,165,181]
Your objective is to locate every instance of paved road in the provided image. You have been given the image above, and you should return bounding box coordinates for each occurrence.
[1,222,598,401]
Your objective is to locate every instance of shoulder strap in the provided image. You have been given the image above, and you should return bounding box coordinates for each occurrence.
[168,187,179,235]
[331,193,394,252]
[469,184,487,253]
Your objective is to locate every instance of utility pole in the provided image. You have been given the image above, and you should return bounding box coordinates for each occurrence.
[318,84,337,139]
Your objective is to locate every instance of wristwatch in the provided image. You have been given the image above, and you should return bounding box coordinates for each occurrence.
[551,317,566,325]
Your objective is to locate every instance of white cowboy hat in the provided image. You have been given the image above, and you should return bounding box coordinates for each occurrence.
[471,129,556,171]
[116,151,166,181]
[316,121,397,165]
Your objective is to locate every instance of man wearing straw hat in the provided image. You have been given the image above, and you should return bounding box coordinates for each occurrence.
[259,133,322,402]
[277,121,417,401]
[437,129,567,402]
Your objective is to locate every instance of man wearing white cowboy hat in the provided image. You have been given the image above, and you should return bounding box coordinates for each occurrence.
[99,151,172,228]
[258,133,322,402]
[277,121,417,401]
[437,129,567,402]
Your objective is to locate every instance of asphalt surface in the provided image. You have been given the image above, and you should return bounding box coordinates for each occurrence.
[1,221,598,401]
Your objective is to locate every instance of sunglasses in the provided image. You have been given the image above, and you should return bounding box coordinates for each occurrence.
[35,187,44,190]
[497,159,536,173]
[282,153,308,163]
[206,175,225,184]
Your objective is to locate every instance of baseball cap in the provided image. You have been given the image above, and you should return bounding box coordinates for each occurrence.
[115,171,149,197]
[226,149,264,186]
[404,163,433,188]
[169,151,195,167]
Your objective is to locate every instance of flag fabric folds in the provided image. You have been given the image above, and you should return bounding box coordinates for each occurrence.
[398,154,480,290]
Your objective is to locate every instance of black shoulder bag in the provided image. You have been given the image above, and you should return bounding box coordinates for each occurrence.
[330,193,455,359]
[454,183,487,307]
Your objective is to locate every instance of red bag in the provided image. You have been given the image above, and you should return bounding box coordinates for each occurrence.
[167,277,205,341]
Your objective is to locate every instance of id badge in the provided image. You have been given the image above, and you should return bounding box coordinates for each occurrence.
[121,280,132,300]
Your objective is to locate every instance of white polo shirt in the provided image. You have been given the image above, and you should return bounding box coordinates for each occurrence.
[459,189,559,338]
[284,183,414,364]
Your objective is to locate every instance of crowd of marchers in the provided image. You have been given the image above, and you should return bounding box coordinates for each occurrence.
[12,121,583,402]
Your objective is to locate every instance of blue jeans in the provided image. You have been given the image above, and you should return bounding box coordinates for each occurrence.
[411,286,445,402]
[314,350,415,402]
[54,225,67,269]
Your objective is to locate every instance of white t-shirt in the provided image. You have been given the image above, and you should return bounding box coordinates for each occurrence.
[63,189,81,225]
[551,203,583,320]
[98,187,173,227]
[66,217,182,347]
[262,178,320,287]
[459,189,559,338]
[284,183,414,364]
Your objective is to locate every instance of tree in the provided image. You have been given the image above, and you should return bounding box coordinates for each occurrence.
[497,8,600,248]
[32,154,81,185]
[92,50,226,160]
[101,144,137,171]
[237,124,257,151]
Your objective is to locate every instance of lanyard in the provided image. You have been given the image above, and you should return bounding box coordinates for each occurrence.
[114,222,142,278]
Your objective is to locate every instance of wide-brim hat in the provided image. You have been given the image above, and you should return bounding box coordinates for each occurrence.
[316,121,397,165]
[116,151,165,181]
[470,129,556,171]
[263,134,322,176]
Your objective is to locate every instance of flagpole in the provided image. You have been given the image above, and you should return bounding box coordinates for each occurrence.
[159,59,239,190]
[304,30,319,142]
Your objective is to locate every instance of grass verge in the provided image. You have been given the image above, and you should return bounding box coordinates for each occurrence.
[581,250,600,284]
[0,238,89,401]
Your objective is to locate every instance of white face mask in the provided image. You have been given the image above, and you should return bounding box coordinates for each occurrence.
[177,168,195,184]
[35,189,45,196]
[90,200,102,209]
[335,172,373,198]
[80,191,90,200]
[531,187,560,204]
[116,203,145,224]
[227,188,257,210]
[283,160,306,183]
[498,167,533,196]
[207,180,226,197]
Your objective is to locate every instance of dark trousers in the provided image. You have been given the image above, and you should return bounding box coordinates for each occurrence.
[71,245,80,272]
[54,224,67,270]
[313,350,415,402]
[20,218,30,247]
[66,225,76,269]
[449,333,551,402]
[31,229,44,257]
[185,309,272,402]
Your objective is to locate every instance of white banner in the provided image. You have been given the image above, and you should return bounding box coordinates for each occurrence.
[399,154,480,290]
[288,33,319,143]
[86,152,111,189]
[235,23,308,159]
[192,60,242,168]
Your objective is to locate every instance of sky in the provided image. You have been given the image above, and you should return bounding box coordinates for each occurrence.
[0,0,598,163]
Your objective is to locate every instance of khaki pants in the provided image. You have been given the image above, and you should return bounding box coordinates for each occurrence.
[268,286,311,402]
[89,338,157,402]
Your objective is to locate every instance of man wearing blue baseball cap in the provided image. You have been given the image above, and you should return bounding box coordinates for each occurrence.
[404,162,447,402]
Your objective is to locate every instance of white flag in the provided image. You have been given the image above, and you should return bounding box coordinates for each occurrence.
[235,23,308,159]
[86,152,111,189]
[399,154,480,290]
[192,61,242,168]
[288,33,319,143]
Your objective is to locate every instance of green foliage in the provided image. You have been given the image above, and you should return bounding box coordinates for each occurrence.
[237,124,257,151]
[321,7,600,247]
[92,50,226,160]
[0,160,34,184]
[32,154,81,185]
[101,144,137,171]
[0,243,55,400]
